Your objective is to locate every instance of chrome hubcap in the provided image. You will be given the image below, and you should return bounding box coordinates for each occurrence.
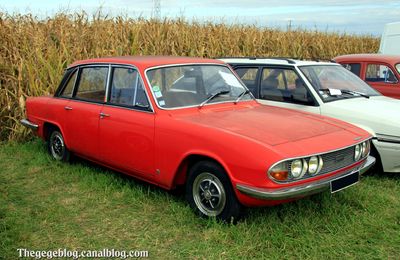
[193,172,226,217]
[51,133,65,160]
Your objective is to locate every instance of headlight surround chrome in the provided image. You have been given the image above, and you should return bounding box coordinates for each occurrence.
[268,139,370,183]
[354,144,361,161]
[290,159,307,179]
[308,156,323,175]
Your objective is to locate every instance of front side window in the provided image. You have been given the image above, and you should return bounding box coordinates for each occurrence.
[234,67,259,96]
[60,69,77,97]
[366,64,398,83]
[75,67,108,102]
[299,65,380,102]
[146,65,251,108]
[342,63,361,77]
[260,67,314,105]
[109,67,150,108]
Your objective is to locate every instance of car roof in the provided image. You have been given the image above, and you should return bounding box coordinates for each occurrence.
[69,56,225,69]
[219,57,338,67]
[334,54,400,64]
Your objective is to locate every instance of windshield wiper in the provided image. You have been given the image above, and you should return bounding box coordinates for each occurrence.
[198,90,230,108]
[234,89,251,104]
[319,88,369,99]
[340,89,370,99]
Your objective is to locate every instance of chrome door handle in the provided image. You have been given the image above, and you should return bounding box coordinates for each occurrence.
[64,106,73,110]
[99,112,110,118]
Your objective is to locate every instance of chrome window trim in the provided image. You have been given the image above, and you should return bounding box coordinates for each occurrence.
[267,138,372,184]
[108,64,154,113]
[56,63,154,114]
[144,63,255,111]
[73,65,110,103]
[105,64,112,102]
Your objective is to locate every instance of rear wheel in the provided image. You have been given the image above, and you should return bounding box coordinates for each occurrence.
[47,129,70,162]
[185,161,242,222]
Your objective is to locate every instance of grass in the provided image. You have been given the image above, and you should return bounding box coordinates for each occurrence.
[0,140,399,259]
[0,12,379,141]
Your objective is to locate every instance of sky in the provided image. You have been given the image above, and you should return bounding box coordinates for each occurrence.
[1,0,400,35]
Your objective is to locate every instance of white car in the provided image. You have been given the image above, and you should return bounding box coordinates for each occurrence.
[221,58,400,173]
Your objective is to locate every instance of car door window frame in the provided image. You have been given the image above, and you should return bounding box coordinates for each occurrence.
[231,65,262,98]
[259,65,319,106]
[72,65,110,104]
[106,64,153,113]
[365,62,399,84]
[55,67,79,98]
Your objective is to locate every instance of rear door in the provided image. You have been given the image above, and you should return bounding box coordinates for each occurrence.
[99,66,155,177]
[64,65,109,160]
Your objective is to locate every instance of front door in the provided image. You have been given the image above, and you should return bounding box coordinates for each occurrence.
[99,66,155,176]
[364,62,400,99]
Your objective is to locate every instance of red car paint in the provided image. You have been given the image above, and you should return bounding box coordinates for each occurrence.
[24,56,372,207]
[334,54,400,99]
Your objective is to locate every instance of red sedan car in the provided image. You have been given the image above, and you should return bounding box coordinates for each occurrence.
[334,54,400,99]
[21,56,375,221]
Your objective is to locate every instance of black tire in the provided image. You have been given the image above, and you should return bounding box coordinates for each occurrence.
[185,160,243,223]
[47,129,70,162]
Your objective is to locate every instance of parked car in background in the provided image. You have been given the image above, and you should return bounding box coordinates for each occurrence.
[21,56,374,221]
[221,57,400,173]
[334,54,400,99]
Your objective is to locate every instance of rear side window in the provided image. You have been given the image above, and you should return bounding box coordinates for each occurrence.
[109,67,150,108]
[75,67,108,102]
[234,67,259,96]
[60,69,77,97]
[366,64,398,83]
[342,63,361,77]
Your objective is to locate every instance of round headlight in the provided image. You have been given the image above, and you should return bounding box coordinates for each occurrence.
[360,142,366,157]
[291,159,307,178]
[308,156,319,175]
[362,141,370,157]
[354,144,361,161]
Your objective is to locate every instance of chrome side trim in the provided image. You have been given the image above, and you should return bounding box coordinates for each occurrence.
[375,134,400,144]
[21,119,39,130]
[237,156,375,200]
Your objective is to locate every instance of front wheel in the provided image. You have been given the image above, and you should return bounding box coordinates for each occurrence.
[48,129,70,162]
[185,161,242,222]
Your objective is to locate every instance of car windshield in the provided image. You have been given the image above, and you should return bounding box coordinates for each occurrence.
[396,63,400,74]
[299,65,380,102]
[146,65,252,108]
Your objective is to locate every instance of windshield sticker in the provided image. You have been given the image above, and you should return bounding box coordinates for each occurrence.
[329,88,342,96]
[218,71,243,88]
[152,85,160,92]
[159,100,166,106]
[154,91,163,98]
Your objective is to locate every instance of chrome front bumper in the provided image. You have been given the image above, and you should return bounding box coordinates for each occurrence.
[236,156,375,200]
[20,119,39,130]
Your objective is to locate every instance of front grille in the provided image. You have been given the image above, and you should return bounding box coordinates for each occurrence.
[287,146,357,180]
[319,146,355,174]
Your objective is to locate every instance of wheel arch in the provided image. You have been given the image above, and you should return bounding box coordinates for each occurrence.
[42,121,69,147]
[171,153,232,189]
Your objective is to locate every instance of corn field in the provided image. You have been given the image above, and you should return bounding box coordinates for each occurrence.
[0,12,379,141]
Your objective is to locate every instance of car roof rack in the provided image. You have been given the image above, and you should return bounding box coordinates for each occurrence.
[216,56,297,64]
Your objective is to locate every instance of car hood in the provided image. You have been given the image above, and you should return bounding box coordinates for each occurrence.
[322,95,400,136]
[173,104,364,146]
